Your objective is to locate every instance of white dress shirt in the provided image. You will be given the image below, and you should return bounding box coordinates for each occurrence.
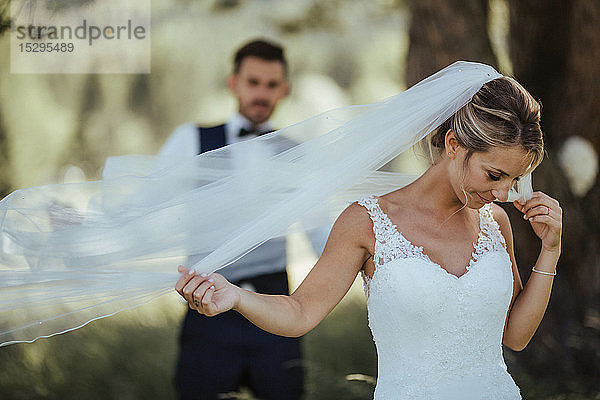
[158,113,273,159]
[158,114,315,286]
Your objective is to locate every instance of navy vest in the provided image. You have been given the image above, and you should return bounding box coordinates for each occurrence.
[198,124,226,154]
[195,123,288,292]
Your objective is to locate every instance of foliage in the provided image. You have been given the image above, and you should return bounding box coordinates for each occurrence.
[1,294,598,399]
[0,0,9,35]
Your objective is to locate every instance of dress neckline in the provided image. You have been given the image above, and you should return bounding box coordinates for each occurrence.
[370,196,486,280]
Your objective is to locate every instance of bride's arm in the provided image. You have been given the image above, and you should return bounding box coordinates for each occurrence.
[494,192,562,351]
[175,202,373,337]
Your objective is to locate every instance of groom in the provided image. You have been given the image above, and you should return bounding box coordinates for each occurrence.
[159,39,304,400]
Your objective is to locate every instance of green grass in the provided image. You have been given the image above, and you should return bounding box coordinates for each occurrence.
[0,293,598,399]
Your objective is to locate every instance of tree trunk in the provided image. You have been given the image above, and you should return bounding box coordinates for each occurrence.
[407,0,600,395]
[509,0,600,389]
[406,0,497,86]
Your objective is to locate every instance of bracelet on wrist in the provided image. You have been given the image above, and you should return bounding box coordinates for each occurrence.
[532,267,557,276]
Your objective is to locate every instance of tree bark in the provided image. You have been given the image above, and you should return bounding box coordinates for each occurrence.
[407,0,600,394]
[509,0,600,386]
[406,0,497,86]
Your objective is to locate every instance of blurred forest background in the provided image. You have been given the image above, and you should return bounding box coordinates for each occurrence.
[0,0,599,399]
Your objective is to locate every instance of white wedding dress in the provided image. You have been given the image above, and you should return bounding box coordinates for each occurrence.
[357,196,521,400]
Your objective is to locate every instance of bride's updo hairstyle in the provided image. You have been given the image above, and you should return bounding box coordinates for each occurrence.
[429,76,544,171]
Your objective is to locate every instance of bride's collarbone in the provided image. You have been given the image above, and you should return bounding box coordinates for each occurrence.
[382,206,481,274]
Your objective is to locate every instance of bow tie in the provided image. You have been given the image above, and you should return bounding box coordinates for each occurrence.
[238,127,261,137]
[238,127,273,137]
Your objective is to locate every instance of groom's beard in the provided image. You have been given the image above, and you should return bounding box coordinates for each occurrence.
[239,99,275,125]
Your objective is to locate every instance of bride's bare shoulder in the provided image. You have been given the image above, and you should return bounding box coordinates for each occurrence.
[339,201,376,231]
[489,202,514,239]
[326,200,379,248]
[333,188,413,241]
[375,187,414,212]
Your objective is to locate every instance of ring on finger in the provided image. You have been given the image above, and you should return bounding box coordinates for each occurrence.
[546,206,550,215]
[193,298,200,308]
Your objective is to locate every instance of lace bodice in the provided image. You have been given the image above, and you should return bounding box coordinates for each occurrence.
[357,196,520,400]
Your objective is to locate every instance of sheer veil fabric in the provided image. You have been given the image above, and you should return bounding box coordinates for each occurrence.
[0,61,532,346]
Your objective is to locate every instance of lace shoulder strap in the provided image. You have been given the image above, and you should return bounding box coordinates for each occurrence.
[356,196,429,268]
[473,203,507,261]
[356,196,393,244]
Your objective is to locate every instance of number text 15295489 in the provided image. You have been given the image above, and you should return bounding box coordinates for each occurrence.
[18,42,75,53]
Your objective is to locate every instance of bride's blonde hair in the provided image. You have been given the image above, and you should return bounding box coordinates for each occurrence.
[427,76,544,172]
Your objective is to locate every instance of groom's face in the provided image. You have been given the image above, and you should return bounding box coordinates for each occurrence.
[228,56,289,126]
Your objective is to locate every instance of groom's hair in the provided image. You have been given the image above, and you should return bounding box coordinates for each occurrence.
[233,39,288,77]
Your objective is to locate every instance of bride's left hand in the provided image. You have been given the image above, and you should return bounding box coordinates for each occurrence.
[513,191,562,252]
[175,266,239,316]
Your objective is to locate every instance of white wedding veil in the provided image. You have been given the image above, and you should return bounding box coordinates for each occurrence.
[0,61,532,346]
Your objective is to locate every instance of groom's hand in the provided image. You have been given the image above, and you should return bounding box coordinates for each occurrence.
[175,266,240,316]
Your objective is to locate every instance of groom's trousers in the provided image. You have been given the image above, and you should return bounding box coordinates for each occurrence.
[175,271,304,400]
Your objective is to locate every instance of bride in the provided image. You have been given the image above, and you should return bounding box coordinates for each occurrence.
[0,62,561,398]
[174,75,562,398]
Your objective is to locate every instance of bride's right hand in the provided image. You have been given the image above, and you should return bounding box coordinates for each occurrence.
[174,266,241,316]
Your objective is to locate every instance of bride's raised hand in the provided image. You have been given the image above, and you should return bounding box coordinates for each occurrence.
[175,266,240,316]
[513,191,562,252]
